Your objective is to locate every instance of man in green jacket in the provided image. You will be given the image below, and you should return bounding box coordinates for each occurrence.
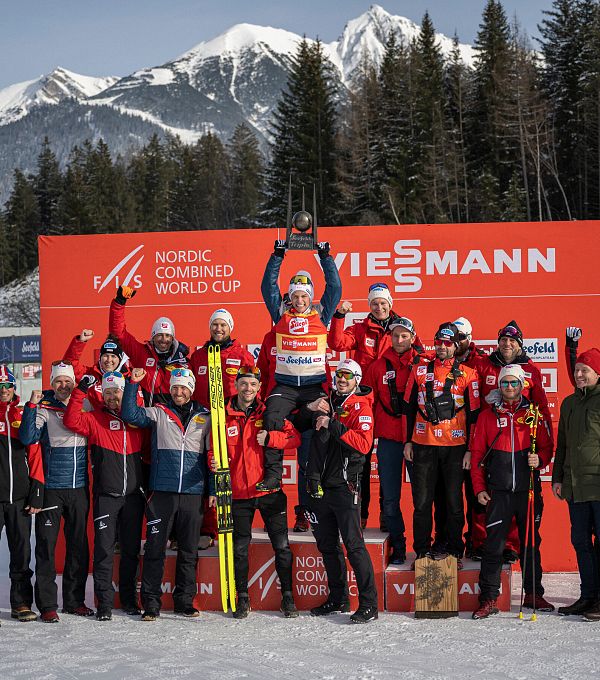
[552,348,600,618]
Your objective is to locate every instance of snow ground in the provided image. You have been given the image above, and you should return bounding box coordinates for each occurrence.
[0,538,596,680]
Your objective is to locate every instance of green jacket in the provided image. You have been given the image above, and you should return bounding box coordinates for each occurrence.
[553,383,600,502]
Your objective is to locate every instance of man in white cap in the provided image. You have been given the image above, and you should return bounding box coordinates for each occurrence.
[453,317,486,369]
[304,358,378,624]
[257,238,341,491]
[64,370,146,621]
[109,285,189,406]
[20,361,93,623]
[471,364,553,618]
[189,308,255,409]
[121,366,214,621]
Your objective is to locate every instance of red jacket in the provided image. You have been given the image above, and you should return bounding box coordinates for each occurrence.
[474,352,552,438]
[220,397,301,499]
[109,300,189,405]
[63,386,145,496]
[189,340,255,409]
[0,397,43,506]
[470,397,553,496]
[364,346,419,441]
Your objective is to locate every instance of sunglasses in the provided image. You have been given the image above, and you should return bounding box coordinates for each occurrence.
[498,326,520,339]
[51,359,73,366]
[103,371,124,379]
[290,274,312,285]
[335,369,357,380]
[368,282,389,292]
[457,332,468,340]
[171,368,193,379]
[500,379,521,388]
[237,366,261,380]
[0,382,14,389]
[434,339,455,348]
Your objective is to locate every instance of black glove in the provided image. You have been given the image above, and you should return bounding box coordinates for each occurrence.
[317,241,330,259]
[77,375,97,393]
[115,285,137,305]
[273,239,287,258]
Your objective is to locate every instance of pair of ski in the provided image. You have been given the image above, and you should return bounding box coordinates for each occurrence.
[208,344,236,613]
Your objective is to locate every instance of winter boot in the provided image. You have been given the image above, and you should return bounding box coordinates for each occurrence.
[522,593,555,612]
[11,606,37,622]
[63,604,94,617]
[472,599,499,619]
[95,607,112,621]
[233,594,251,619]
[293,507,310,532]
[350,606,378,624]
[310,599,351,616]
[41,610,60,623]
[558,597,597,616]
[280,591,299,618]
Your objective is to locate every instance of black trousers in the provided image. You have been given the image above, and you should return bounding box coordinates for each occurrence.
[433,469,478,551]
[34,487,90,613]
[232,490,292,594]
[93,492,145,610]
[0,498,33,609]
[479,484,544,601]
[308,485,378,609]
[411,444,465,556]
[263,383,326,482]
[141,491,203,611]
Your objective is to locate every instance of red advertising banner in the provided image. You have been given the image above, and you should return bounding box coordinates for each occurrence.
[39,221,600,572]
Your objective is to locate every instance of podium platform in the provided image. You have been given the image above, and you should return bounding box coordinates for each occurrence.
[111,530,511,612]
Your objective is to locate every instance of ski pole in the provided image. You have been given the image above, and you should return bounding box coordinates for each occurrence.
[530,472,537,622]
[523,404,540,622]
[518,483,533,620]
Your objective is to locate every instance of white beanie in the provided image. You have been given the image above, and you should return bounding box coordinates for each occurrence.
[336,358,363,385]
[209,308,234,333]
[102,371,125,392]
[50,362,76,384]
[288,270,314,302]
[170,368,196,393]
[453,317,473,339]
[367,285,393,307]
[498,364,526,386]
[151,317,175,338]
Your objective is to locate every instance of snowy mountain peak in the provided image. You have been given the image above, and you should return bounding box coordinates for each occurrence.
[0,67,117,125]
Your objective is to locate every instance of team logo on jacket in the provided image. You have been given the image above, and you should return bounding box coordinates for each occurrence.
[365,338,375,348]
[146,358,156,367]
[361,423,371,431]
[339,411,349,418]
[11,420,20,428]
[226,368,238,375]
[451,430,464,438]
[0,423,5,433]
[499,418,508,428]
[288,317,309,335]
[226,358,241,366]
[417,365,427,375]
[270,347,277,355]
[416,422,426,434]
[359,415,372,423]
[282,337,318,351]
[425,373,434,382]
[383,371,395,384]
[56,412,64,419]
[194,416,206,424]
[197,366,207,375]
[255,420,263,428]
[109,420,120,430]
[227,426,238,437]
[486,375,496,385]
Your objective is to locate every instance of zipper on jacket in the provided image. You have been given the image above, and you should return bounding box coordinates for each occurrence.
[122,426,127,496]
[7,409,13,504]
[149,368,159,406]
[509,412,516,492]
[72,431,78,488]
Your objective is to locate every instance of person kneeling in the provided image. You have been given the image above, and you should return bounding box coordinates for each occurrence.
[305,359,378,624]
[470,365,553,619]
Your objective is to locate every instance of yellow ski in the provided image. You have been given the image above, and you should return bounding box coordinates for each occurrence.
[208,344,237,613]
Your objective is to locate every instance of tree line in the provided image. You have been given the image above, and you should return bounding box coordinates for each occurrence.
[1,0,599,285]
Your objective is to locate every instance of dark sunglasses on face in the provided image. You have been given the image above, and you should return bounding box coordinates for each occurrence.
[434,339,454,348]
[335,369,356,380]
[500,379,521,388]
[0,382,14,389]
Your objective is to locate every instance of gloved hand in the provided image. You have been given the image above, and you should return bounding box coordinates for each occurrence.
[566,326,582,347]
[273,239,287,258]
[317,241,330,259]
[115,285,137,305]
[77,375,97,393]
[307,479,323,499]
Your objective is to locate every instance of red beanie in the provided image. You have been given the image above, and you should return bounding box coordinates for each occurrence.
[577,348,600,375]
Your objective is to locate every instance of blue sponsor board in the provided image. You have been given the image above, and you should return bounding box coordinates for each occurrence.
[0,336,42,363]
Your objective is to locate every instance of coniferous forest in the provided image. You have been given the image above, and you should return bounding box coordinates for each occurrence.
[1,0,599,285]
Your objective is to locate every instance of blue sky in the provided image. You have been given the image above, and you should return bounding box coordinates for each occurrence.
[0,0,553,88]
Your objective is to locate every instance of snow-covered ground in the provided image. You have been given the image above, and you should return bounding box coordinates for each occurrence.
[0,534,596,680]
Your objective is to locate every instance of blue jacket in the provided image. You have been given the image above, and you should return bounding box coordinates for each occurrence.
[121,381,214,495]
[261,253,342,326]
[19,391,88,490]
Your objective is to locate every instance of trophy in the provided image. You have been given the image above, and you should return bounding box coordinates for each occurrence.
[285,178,319,251]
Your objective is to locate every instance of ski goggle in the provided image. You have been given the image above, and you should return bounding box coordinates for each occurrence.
[335,369,357,380]
[236,366,261,381]
[0,382,14,389]
[368,282,389,292]
[500,379,521,388]
[434,339,455,348]
[498,326,520,340]
[290,274,312,285]
[457,332,468,340]
[171,368,194,379]
[103,370,124,379]
[51,359,73,366]
[390,317,415,334]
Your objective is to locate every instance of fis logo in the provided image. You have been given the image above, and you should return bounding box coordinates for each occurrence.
[248,556,280,600]
[93,245,144,292]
